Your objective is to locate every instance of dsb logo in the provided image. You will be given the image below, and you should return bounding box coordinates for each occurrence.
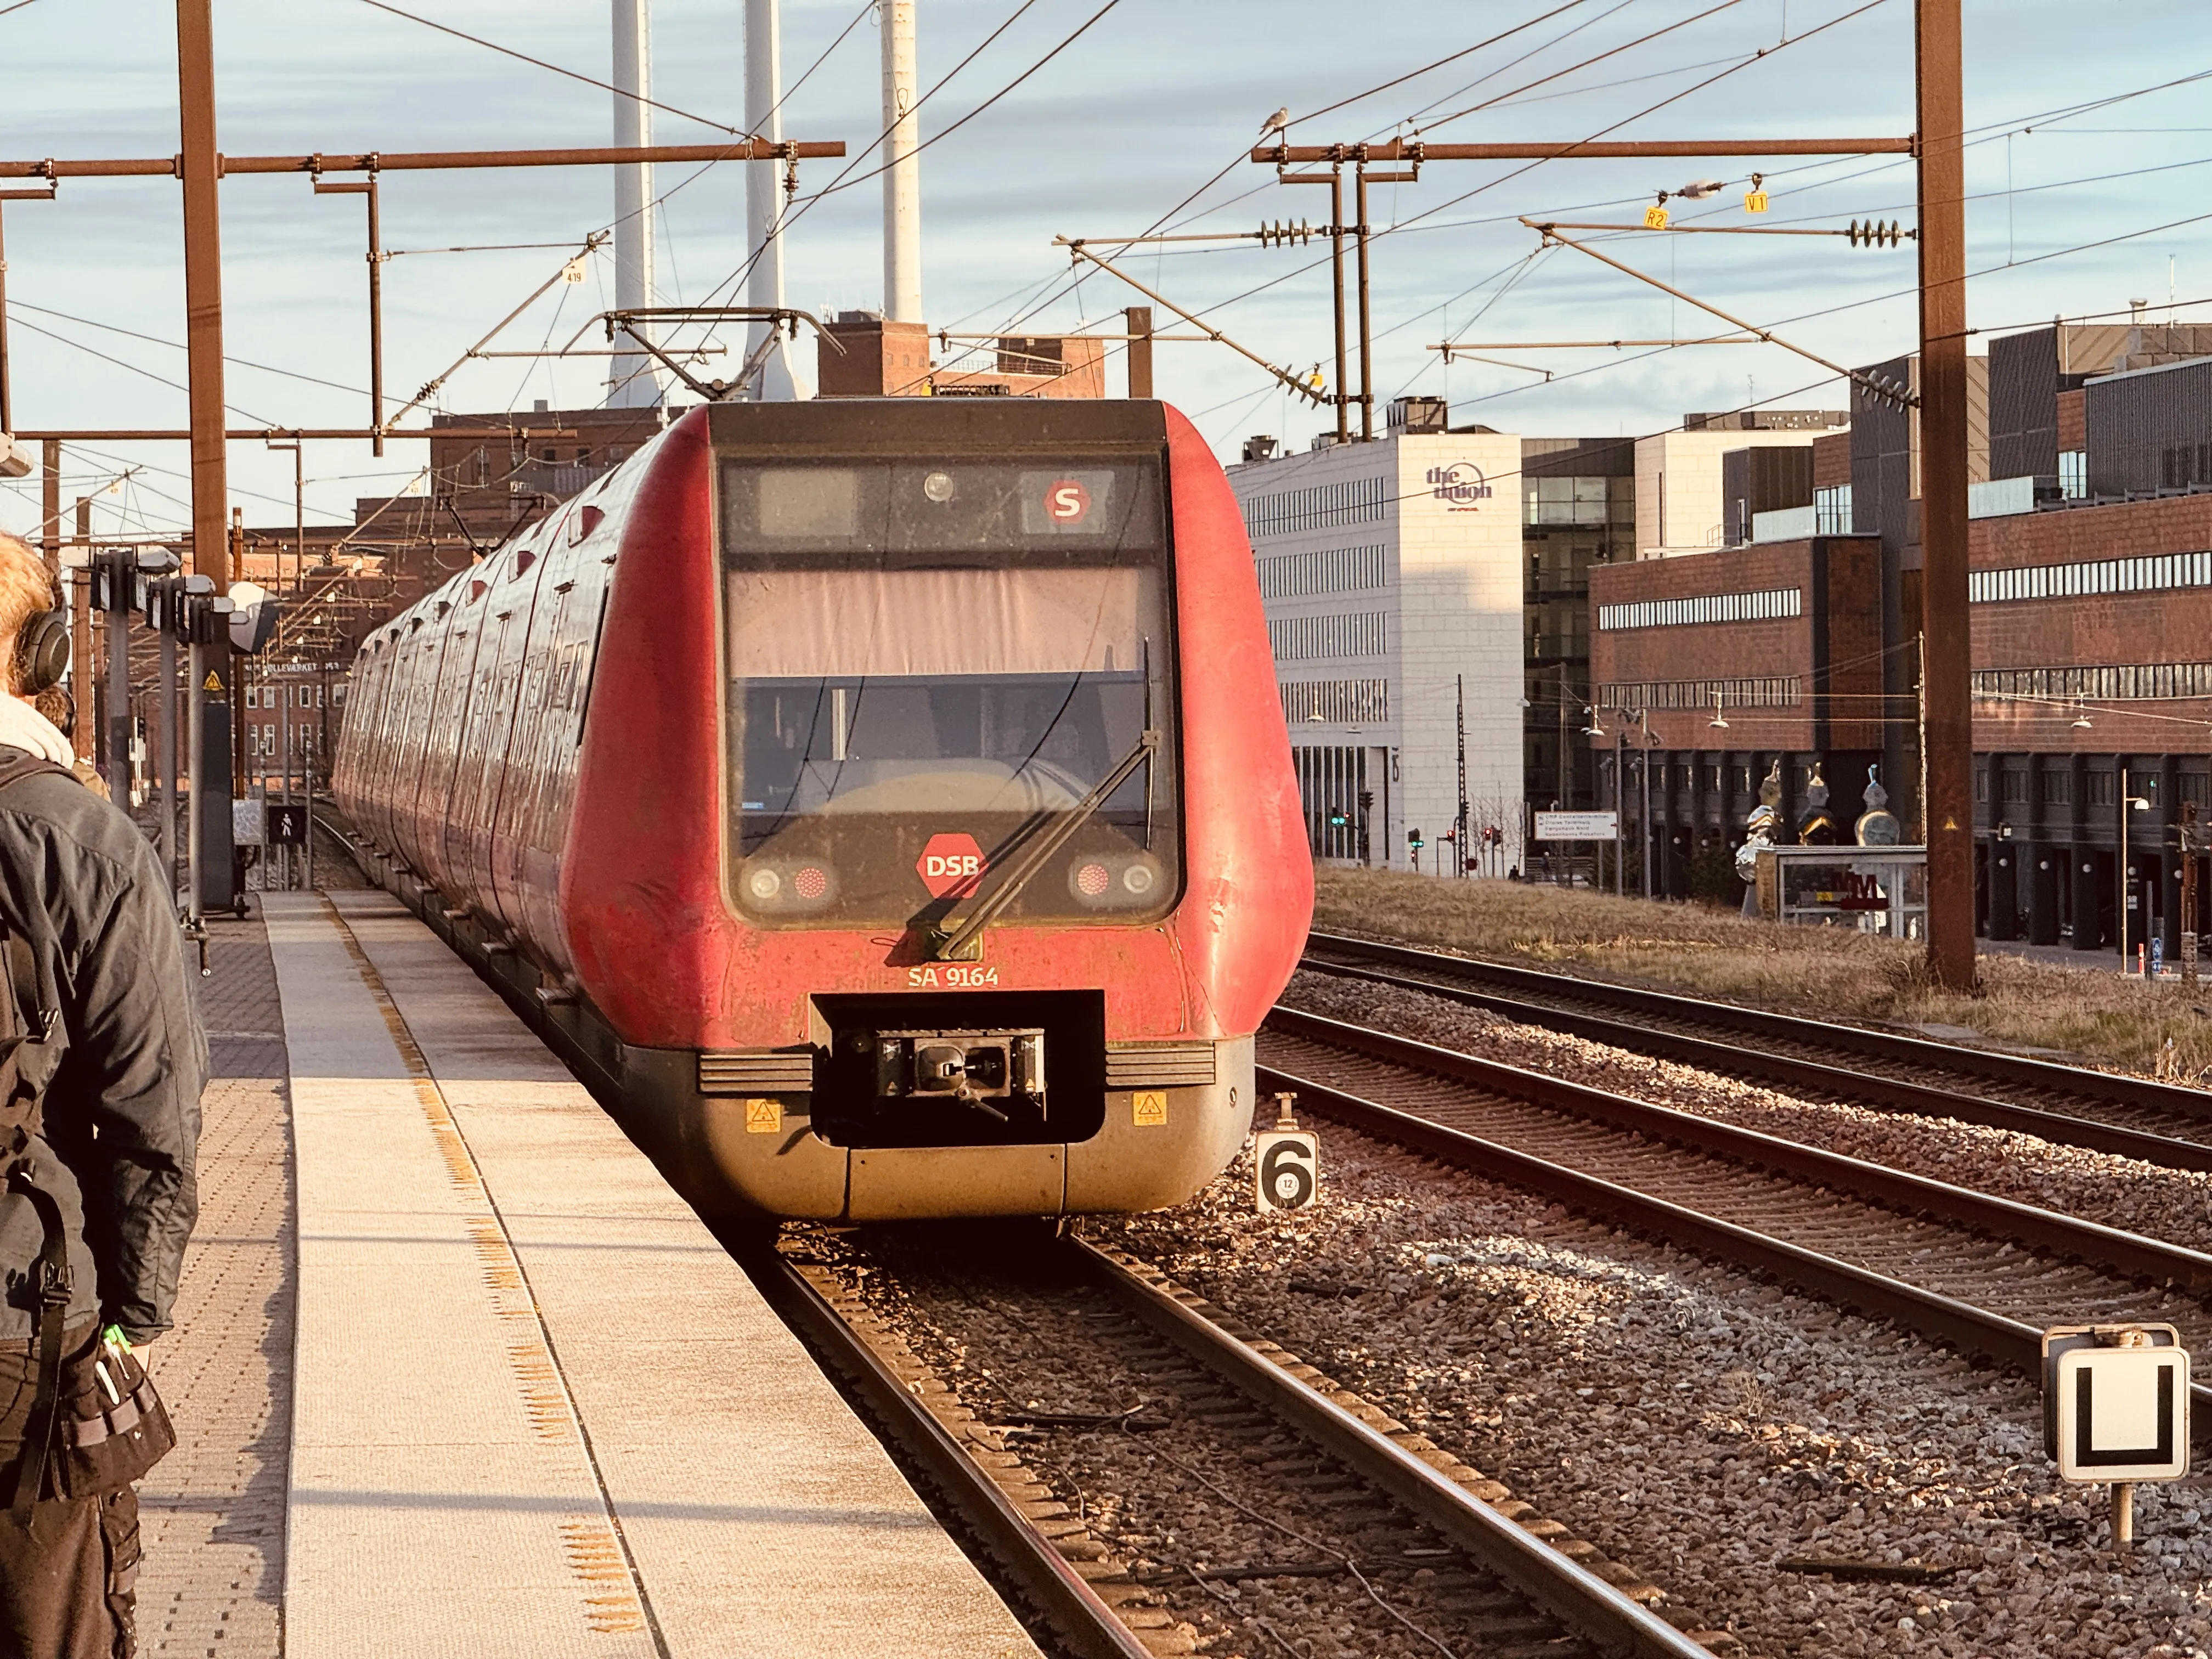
[917,833,989,899]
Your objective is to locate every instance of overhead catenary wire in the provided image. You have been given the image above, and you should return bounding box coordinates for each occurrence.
[354,0,758,138]
[761,0,876,133]
[985,0,1877,363]
[673,0,1124,359]
[1410,0,1758,134]
[8,298,371,397]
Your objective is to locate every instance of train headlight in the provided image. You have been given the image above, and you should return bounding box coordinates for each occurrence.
[1066,853,1164,909]
[741,858,838,914]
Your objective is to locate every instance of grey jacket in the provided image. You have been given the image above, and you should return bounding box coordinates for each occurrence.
[0,751,203,1344]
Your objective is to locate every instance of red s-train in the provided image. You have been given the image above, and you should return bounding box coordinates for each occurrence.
[333,399,1311,1221]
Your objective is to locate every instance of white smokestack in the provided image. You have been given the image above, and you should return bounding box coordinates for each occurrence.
[610,0,662,407]
[745,0,811,399]
[881,0,922,324]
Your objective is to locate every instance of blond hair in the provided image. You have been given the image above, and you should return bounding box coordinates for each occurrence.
[0,532,56,695]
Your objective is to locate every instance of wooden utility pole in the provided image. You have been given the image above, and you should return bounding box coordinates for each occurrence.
[176,0,228,591]
[1916,0,1973,990]
[70,496,92,761]
[39,439,60,573]
[1125,306,1154,399]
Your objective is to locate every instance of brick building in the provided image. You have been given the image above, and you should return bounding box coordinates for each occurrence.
[1588,314,2212,955]
[816,315,1109,398]
[1589,532,1886,895]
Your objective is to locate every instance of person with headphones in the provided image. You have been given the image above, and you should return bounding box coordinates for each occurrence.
[0,528,202,1658]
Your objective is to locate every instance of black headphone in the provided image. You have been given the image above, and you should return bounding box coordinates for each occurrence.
[15,610,69,695]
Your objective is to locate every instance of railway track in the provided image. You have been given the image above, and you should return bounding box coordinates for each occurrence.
[1302,932,2212,1170]
[745,1224,1717,1659]
[1258,1006,2212,1439]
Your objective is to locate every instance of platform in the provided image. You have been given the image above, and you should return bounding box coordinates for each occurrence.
[133,893,1039,1659]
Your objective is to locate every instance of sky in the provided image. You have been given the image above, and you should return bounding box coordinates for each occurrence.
[3,0,2210,538]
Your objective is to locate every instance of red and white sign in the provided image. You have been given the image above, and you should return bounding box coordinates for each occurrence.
[917,833,989,899]
[1045,479,1091,524]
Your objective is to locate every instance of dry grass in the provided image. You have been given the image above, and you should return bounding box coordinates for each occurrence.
[1311,867,2212,1085]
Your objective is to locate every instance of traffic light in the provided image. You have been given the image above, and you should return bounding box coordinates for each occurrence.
[1327,807,1348,828]
[1358,791,1374,813]
[1408,827,1424,850]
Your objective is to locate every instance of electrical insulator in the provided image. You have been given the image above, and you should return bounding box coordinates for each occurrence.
[1847,218,1904,249]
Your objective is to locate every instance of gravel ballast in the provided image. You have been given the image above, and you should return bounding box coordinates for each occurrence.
[1088,1125,2212,1658]
[1281,968,2212,1258]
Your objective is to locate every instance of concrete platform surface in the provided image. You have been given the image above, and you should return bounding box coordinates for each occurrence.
[267,891,1039,1659]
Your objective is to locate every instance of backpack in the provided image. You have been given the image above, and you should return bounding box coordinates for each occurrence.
[0,754,175,1519]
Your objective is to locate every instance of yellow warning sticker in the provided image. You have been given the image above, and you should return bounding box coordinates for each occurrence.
[1132,1091,1168,1128]
[1642,203,1669,230]
[743,1098,781,1135]
[1745,189,1770,214]
[202,671,224,692]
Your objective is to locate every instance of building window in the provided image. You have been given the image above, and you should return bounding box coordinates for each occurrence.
[1814,484,1853,535]
[1241,475,1391,540]
[1596,588,1803,631]
[2182,774,2209,806]
[2001,772,2029,804]
[1522,476,1611,527]
[1278,679,1388,723]
[1594,677,1799,710]
[1256,545,1389,599]
[1293,746,1371,861]
[2039,771,2070,806]
[1975,769,1988,803]
[2058,450,2087,499]
[1972,661,2212,702]
[1970,548,2212,605]
[2085,772,2117,807]
[1267,613,1387,661]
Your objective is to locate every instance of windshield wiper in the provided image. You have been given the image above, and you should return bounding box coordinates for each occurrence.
[923,729,1159,962]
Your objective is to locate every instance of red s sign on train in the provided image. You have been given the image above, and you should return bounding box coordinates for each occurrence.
[1046,479,1090,523]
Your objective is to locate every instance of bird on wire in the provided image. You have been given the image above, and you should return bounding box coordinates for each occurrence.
[1260,106,1290,137]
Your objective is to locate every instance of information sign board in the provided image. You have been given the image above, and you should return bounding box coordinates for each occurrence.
[1533,810,1618,842]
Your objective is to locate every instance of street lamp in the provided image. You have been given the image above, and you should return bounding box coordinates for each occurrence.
[2120,766,2153,971]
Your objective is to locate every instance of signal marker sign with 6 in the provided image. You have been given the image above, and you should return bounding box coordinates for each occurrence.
[1255,1129,1318,1212]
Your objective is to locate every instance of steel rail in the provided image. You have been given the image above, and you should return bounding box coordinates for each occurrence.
[1298,953,2212,1173]
[738,1244,1154,1659]
[1307,931,2212,1124]
[1256,1062,2212,1444]
[1068,1236,1712,1659]
[1268,1005,2212,1296]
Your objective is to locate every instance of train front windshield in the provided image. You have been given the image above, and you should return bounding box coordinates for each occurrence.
[718,456,1178,928]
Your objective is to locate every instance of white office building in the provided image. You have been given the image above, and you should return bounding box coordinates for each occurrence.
[1228,425,1526,874]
